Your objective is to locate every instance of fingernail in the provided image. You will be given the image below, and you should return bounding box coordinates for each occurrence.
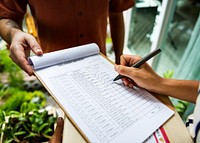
[36,48,42,53]
[36,49,43,55]
[57,117,62,123]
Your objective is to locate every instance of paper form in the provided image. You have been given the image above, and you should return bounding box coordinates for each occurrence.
[31,43,174,143]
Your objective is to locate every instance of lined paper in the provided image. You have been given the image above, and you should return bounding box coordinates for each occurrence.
[32,44,174,143]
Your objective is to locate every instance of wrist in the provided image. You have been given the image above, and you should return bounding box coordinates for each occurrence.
[153,77,170,95]
[0,19,22,44]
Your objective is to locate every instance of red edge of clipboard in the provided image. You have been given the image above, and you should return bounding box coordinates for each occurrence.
[153,126,170,143]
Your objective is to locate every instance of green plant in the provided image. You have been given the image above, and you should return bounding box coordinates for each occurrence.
[0,49,23,88]
[0,86,46,113]
[0,102,56,143]
[0,48,57,142]
[163,70,174,79]
[173,100,189,118]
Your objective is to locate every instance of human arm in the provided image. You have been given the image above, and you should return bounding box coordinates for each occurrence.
[108,0,134,64]
[114,55,199,103]
[0,18,43,75]
[109,11,125,64]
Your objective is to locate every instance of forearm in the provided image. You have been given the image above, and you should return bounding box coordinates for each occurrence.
[158,78,199,103]
[0,18,22,44]
[109,12,124,63]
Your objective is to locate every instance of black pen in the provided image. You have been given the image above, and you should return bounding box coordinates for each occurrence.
[113,48,161,81]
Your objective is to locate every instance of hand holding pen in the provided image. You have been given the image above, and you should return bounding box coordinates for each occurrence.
[114,48,161,81]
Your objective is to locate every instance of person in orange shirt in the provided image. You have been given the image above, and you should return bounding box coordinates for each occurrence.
[0,0,134,75]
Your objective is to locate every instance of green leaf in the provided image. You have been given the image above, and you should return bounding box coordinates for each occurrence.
[43,128,53,135]
[29,115,35,123]
[32,124,39,132]
[4,139,14,143]
[0,109,5,122]
[22,123,31,132]
[0,92,25,112]
[8,110,20,115]
[42,133,51,139]
[20,102,29,113]
[14,131,26,136]
[8,111,21,118]
[47,116,57,124]
[24,132,38,139]
[38,123,49,132]
[163,70,174,79]
[18,116,27,122]
[14,121,24,131]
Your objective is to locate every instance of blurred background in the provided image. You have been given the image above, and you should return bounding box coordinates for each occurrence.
[107,0,200,121]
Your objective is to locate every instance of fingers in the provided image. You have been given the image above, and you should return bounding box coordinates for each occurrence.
[120,55,142,66]
[49,117,64,143]
[114,64,138,87]
[9,43,34,76]
[25,35,43,55]
[9,32,43,76]
[120,54,131,65]
[121,78,135,87]
[115,54,162,91]
[115,65,136,78]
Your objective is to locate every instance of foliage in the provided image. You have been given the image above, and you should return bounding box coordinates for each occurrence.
[163,70,174,79]
[0,102,56,143]
[0,86,46,113]
[173,100,189,118]
[0,85,53,143]
[0,48,46,113]
[0,49,23,88]
[0,48,56,142]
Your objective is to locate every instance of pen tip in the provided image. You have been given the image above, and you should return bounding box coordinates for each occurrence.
[113,75,123,81]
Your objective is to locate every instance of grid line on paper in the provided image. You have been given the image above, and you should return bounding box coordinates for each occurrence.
[48,56,163,143]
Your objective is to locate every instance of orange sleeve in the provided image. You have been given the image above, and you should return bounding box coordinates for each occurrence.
[0,0,27,23]
[109,0,134,13]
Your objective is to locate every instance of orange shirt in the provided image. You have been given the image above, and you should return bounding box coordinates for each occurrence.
[0,0,134,54]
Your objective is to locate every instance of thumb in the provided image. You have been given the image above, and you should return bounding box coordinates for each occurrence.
[49,117,64,143]
[25,35,43,55]
[115,65,135,78]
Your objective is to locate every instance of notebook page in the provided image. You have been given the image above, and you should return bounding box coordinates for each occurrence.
[28,43,99,70]
[35,53,174,143]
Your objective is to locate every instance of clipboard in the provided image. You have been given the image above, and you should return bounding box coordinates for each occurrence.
[29,43,174,143]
